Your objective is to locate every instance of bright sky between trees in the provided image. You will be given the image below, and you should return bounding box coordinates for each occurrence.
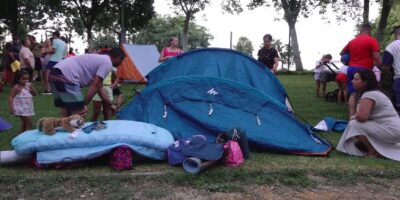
[154,0,379,70]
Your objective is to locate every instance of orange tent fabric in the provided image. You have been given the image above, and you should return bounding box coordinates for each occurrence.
[117,44,160,83]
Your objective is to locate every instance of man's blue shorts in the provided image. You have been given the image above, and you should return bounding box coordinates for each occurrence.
[347,66,369,94]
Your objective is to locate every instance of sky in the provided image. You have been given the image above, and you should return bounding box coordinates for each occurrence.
[153,0,379,70]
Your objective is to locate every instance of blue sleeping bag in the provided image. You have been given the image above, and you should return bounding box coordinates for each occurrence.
[11,120,174,164]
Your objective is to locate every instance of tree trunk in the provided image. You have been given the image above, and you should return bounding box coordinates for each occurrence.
[289,23,303,71]
[87,26,93,50]
[375,0,393,43]
[182,13,190,51]
[9,0,19,37]
[363,0,370,23]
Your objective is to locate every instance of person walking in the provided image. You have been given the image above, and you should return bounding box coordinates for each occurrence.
[42,31,67,95]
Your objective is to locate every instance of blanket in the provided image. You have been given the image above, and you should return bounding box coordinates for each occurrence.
[12,120,174,164]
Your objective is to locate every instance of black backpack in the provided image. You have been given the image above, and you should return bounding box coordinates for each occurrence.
[325,89,339,102]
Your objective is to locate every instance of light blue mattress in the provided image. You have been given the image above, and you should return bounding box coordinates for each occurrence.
[11,120,174,164]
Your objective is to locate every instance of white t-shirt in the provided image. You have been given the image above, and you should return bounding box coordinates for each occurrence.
[338,65,348,74]
[19,46,35,69]
[314,61,326,73]
[55,54,113,87]
[385,40,400,79]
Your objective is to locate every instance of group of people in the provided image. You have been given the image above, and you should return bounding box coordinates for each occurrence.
[3,35,186,135]
[328,24,400,161]
[3,27,400,162]
[1,31,131,134]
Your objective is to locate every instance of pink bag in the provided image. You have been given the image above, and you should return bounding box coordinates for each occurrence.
[110,146,133,171]
[223,140,244,167]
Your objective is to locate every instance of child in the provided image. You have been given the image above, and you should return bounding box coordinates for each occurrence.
[111,68,123,112]
[336,65,348,104]
[314,54,332,97]
[91,71,114,121]
[8,69,37,134]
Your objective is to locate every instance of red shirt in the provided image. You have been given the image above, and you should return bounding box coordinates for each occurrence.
[341,34,380,69]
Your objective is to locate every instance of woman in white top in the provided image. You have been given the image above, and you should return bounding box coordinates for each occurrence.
[337,70,400,161]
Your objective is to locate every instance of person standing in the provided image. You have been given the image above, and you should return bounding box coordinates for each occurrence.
[48,47,125,117]
[8,70,37,134]
[382,25,400,112]
[314,54,332,97]
[28,35,43,82]
[42,31,67,94]
[159,37,183,62]
[340,23,381,117]
[19,38,35,82]
[257,34,280,74]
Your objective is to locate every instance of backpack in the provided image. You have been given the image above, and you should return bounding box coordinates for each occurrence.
[110,146,133,171]
[325,89,339,102]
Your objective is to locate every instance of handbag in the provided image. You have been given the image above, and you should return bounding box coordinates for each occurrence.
[222,140,244,167]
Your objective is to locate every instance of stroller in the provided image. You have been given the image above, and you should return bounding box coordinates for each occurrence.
[320,62,339,84]
[319,62,340,102]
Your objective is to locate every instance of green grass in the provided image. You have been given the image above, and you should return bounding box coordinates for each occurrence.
[1,74,400,197]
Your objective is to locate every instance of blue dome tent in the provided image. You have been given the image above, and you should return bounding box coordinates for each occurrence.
[119,48,332,155]
[119,76,331,155]
[146,48,292,110]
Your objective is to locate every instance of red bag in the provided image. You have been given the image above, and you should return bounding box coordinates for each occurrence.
[222,140,244,167]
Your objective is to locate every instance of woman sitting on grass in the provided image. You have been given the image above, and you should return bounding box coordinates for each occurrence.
[337,70,400,160]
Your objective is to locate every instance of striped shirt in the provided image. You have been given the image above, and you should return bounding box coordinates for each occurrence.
[384,40,400,79]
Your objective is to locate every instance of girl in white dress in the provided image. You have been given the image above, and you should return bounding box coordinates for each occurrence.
[8,70,37,134]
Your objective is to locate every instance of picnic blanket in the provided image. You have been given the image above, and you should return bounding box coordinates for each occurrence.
[11,120,174,164]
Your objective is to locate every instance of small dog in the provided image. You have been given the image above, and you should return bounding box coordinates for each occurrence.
[37,114,85,135]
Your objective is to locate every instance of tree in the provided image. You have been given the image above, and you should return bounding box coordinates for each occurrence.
[374,0,395,44]
[234,36,253,56]
[372,2,400,48]
[0,0,57,37]
[92,34,118,49]
[221,0,307,70]
[97,0,155,44]
[51,0,154,49]
[133,15,213,51]
[221,0,367,71]
[171,0,210,51]
[273,39,294,71]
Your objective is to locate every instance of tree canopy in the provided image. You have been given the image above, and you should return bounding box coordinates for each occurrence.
[171,0,210,51]
[133,15,213,51]
[234,36,254,56]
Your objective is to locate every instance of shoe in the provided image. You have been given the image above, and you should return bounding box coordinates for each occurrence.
[40,91,52,95]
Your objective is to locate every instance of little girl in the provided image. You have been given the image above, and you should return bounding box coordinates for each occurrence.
[8,70,37,134]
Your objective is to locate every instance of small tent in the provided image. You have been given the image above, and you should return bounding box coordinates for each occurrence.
[117,44,160,83]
